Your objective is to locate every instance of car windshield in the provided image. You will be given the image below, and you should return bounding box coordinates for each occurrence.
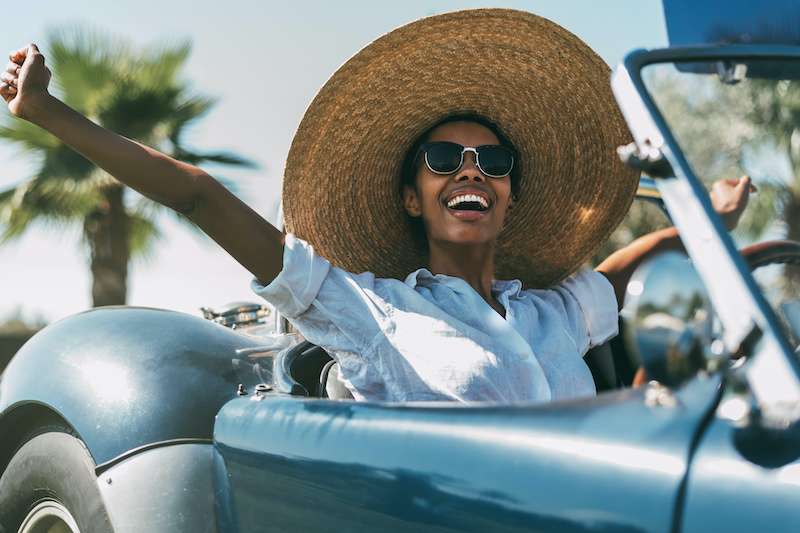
[639,56,800,347]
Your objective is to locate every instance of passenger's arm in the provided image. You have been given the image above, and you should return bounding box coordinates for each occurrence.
[595,227,682,311]
[596,176,753,310]
[1,44,283,285]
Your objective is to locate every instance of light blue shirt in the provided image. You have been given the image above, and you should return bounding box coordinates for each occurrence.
[252,234,619,403]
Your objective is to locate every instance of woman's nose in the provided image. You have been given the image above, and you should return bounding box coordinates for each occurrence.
[455,152,484,182]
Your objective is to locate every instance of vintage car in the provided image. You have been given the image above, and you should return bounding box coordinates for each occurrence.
[3,4,800,533]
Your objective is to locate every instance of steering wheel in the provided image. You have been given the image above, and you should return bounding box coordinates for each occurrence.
[741,240,800,348]
[592,240,800,392]
[741,240,800,270]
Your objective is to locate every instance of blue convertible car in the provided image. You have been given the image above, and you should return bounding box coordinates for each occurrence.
[4,3,800,532]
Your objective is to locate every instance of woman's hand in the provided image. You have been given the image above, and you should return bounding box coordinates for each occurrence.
[0,44,52,120]
[710,175,755,231]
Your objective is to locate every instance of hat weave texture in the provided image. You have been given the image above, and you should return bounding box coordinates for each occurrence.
[283,8,638,288]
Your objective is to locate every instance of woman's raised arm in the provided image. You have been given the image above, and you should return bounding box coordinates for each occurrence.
[0,44,284,285]
[596,176,753,310]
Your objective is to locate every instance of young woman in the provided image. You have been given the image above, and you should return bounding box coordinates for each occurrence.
[0,9,750,402]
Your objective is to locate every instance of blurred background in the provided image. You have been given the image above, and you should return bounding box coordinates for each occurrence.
[0,1,669,357]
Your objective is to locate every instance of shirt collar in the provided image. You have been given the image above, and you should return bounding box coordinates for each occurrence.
[405,268,523,298]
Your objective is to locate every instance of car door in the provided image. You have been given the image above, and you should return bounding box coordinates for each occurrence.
[212,375,721,533]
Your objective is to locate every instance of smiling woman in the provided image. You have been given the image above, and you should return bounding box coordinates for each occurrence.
[252,9,642,402]
[0,8,749,404]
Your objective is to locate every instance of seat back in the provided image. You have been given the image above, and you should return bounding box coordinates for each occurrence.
[320,361,355,399]
[276,341,333,396]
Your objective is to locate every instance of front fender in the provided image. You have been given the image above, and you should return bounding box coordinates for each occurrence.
[0,306,273,471]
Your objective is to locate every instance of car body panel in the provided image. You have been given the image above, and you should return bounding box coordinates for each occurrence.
[214,375,722,532]
[663,0,800,47]
[0,306,272,471]
[98,443,217,533]
[681,408,800,532]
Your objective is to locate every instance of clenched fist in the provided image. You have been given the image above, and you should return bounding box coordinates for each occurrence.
[0,44,52,120]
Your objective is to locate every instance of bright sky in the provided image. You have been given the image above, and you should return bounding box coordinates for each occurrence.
[0,1,667,323]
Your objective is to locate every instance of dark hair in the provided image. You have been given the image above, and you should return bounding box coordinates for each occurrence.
[400,113,521,200]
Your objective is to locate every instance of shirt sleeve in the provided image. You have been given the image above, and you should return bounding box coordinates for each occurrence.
[250,234,388,356]
[550,269,619,354]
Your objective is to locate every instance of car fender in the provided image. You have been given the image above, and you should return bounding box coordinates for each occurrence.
[0,306,272,475]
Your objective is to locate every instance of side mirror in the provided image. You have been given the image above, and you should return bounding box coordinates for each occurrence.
[623,251,714,387]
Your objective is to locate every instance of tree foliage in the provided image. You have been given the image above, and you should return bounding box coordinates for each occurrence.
[594,63,800,266]
[595,61,800,325]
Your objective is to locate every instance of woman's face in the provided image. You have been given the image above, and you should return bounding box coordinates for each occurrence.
[403,121,514,248]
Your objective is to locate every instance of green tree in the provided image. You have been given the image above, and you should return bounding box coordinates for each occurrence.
[741,79,800,244]
[0,28,254,306]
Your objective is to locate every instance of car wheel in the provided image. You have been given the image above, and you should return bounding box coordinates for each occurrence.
[0,430,114,533]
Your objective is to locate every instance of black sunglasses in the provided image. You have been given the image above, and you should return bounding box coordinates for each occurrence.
[419,141,515,178]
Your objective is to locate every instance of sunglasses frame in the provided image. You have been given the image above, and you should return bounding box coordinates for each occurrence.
[419,141,515,179]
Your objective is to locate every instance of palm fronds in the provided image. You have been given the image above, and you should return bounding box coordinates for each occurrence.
[0,173,103,241]
[0,119,60,152]
[0,25,254,264]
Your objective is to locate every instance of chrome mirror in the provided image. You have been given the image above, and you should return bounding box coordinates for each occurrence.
[623,251,714,387]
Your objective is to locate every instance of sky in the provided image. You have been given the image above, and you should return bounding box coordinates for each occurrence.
[0,0,668,324]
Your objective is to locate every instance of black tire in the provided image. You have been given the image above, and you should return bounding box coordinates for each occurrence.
[0,430,114,533]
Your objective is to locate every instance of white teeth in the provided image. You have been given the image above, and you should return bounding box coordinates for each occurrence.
[446,194,489,209]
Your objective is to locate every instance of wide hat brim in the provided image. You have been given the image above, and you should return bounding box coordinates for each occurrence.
[283,8,638,288]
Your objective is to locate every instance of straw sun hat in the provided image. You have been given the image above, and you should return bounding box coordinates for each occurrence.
[282,8,638,288]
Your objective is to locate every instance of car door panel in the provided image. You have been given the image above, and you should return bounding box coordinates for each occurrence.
[213,375,721,533]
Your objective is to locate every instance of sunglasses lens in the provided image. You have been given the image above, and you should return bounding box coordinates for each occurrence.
[477,146,514,177]
[425,142,463,174]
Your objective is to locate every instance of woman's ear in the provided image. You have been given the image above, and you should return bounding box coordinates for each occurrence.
[403,185,422,217]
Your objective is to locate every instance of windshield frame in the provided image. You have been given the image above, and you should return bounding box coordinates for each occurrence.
[613,45,800,420]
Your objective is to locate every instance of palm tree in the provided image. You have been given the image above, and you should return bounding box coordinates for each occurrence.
[0,28,254,306]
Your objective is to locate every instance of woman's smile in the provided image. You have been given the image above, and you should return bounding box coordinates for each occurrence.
[442,186,494,221]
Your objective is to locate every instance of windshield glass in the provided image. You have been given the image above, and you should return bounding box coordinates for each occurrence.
[640,57,800,347]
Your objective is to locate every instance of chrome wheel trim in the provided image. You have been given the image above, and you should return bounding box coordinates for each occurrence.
[18,500,80,533]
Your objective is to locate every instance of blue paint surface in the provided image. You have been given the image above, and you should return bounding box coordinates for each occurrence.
[664,0,800,46]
